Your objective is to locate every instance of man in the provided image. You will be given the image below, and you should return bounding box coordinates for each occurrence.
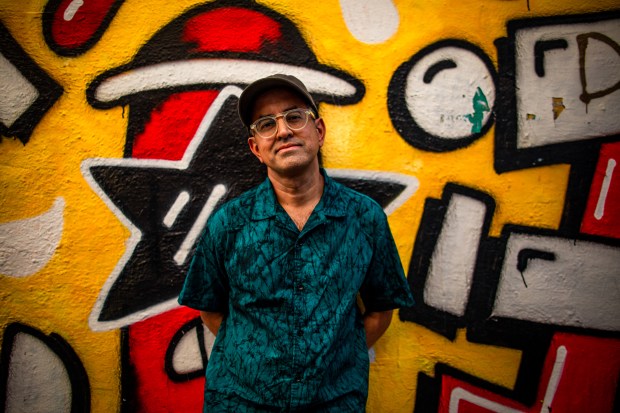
[178,74,414,412]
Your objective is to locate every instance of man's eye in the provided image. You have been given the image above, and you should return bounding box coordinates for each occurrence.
[257,118,276,131]
[286,112,303,123]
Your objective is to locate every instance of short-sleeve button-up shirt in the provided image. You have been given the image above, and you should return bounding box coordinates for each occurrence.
[178,169,414,409]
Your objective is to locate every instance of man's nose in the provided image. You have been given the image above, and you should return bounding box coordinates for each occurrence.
[274,116,292,140]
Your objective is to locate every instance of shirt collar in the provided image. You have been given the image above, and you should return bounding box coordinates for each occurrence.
[251,168,347,221]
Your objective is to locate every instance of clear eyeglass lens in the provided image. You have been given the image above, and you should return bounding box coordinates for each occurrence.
[253,109,311,138]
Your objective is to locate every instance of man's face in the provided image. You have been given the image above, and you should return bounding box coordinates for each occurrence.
[247,88,325,178]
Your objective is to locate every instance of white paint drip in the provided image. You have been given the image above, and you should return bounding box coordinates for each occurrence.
[64,0,84,21]
[339,0,400,44]
[163,191,190,228]
[594,158,616,220]
[174,184,226,266]
[0,197,65,277]
[541,345,568,413]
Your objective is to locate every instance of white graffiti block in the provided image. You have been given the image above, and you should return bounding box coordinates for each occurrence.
[0,52,39,128]
[424,193,487,316]
[5,331,72,413]
[493,232,620,331]
[515,17,620,147]
[339,0,399,44]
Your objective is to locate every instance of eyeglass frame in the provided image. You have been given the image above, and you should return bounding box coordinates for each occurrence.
[249,108,317,139]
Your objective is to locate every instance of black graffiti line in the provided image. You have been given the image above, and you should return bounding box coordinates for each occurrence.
[516,248,556,287]
[534,39,568,77]
[423,59,457,84]
[577,32,620,105]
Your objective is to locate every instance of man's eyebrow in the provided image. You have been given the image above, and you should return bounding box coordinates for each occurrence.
[256,105,306,118]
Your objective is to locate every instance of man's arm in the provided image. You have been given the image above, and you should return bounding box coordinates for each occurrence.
[363,310,393,348]
[200,311,225,336]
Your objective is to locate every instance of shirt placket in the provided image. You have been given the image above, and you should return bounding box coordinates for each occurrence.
[289,231,306,408]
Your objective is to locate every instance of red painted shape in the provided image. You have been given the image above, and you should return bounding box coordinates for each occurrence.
[49,0,118,49]
[581,142,620,239]
[439,333,620,413]
[129,307,204,413]
[183,7,282,53]
[131,90,218,160]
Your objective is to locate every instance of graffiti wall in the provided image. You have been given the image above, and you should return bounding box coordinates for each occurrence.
[1,0,618,412]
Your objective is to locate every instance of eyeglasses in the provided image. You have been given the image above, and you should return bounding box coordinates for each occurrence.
[250,108,316,139]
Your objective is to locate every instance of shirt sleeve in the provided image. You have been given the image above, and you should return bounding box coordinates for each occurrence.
[359,208,415,313]
[178,222,229,313]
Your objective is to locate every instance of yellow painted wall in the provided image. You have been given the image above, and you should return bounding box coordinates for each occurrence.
[1,1,618,412]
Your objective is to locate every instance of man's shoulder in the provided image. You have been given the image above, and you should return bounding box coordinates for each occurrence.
[209,185,261,228]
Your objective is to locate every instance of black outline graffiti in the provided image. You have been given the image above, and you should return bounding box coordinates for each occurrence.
[0,323,91,413]
[164,317,208,383]
[400,177,620,407]
[400,183,497,341]
[0,23,63,144]
[494,11,620,174]
[42,0,126,57]
[388,39,498,152]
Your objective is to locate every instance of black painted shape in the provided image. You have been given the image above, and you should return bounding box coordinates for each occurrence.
[534,39,568,77]
[334,177,404,209]
[388,39,497,152]
[164,317,208,382]
[89,96,265,322]
[399,183,496,341]
[0,23,63,144]
[85,0,365,112]
[0,323,91,413]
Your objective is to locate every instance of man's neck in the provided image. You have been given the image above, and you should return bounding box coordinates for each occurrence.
[268,166,324,209]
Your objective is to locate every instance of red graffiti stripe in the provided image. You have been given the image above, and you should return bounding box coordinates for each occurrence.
[581,142,620,239]
[131,90,218,160]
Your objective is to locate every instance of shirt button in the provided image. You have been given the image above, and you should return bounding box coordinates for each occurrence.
[297,285,305,291]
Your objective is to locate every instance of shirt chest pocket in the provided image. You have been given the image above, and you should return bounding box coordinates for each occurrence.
[224,224,294,307]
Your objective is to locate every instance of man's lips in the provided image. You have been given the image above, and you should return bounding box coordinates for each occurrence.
[275,143,302,153]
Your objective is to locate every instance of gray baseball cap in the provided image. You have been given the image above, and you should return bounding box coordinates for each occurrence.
[238,74,319,129]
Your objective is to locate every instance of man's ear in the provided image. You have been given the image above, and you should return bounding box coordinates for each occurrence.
[315,118,326,147]
[248,137,264,163]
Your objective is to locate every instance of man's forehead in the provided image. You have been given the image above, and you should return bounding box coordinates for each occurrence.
[251,87,309,116]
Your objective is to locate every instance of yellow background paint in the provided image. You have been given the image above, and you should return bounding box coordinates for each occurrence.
[1,1,618,411]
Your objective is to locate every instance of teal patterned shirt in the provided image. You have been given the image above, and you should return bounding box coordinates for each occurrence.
[178,169,414,409]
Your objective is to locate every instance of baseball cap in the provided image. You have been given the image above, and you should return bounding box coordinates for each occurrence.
[238,74,319,129]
